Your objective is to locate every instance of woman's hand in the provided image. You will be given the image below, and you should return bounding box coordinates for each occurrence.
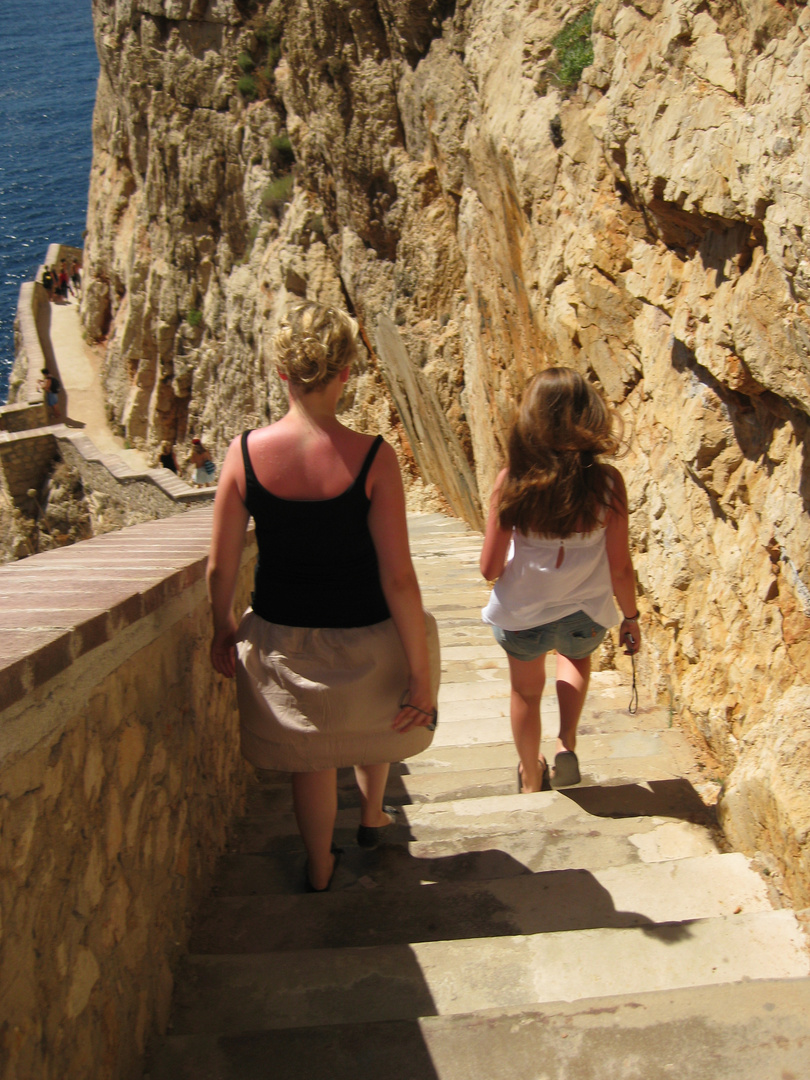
[210,616,238,678]
[393,675,437,733]
[620,616,641,656]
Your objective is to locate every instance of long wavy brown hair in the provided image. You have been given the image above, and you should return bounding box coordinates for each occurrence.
[498,367,623,537]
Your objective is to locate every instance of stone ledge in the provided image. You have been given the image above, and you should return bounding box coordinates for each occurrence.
[55,428,216,504]
[0,400,48,433]
[0,506,255,712]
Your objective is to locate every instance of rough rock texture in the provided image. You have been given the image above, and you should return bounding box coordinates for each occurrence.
[82,0,810,902]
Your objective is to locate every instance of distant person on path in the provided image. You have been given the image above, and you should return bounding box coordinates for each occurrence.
[480,367,641,794]
[70,260,82,298]
[37,368,61,419]
[190,438,215,485]
[58,261,70,301]
[206,301,439,891]
[159,440,178,474]
[41,267,53,298]
[49,264,63,302]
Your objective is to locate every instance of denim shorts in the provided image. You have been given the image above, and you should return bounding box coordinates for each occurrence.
[492,609,607,661]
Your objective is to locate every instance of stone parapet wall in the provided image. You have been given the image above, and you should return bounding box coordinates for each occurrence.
[56,429,215,515]
[0,507,257,1080]
[9,279,54,406]
[0,427,57,506]
[0,423,214,526]
[8,242,81,409]
[0,402,48,433]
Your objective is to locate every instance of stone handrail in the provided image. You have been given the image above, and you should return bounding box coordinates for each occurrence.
[0,507,256,1080]
[9,242,81,411]
[10,280,55,406]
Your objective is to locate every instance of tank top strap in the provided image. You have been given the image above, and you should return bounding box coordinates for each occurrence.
[240,430,259,492]
[354,435,384,496]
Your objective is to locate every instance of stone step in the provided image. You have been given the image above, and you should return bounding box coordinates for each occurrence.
[190,852,771,953]
[149,977,810,1080]
[209,805,723,896]
[252,727,697,786]
[169,909,809,1036]
[230,779,717,852]
[248,757,700,812]
[436,680,671,733]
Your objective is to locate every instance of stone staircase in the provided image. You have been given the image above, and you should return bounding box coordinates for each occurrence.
[147,513,810,1080]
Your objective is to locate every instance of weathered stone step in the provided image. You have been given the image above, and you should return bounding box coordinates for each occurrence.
[258,729,685,786]
[169,910,809,1035]
[248,727,700,801]
[435,680,672,733]
[189,852,771,953]
[427,711,675,747]
[209,805,723,896]
[249,760,698,813]
[230,779,717,852]
[148,977,810,1080]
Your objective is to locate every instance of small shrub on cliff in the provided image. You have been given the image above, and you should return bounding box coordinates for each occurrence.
[269,133,295,172]
[253,15,282,69]
[237,51,256,74]
[261,174,294,215]
[551,6,595,89]
[238,73,258,101]
[185,308,203,328]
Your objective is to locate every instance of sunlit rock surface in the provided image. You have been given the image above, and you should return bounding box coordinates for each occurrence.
[82,0,810,901]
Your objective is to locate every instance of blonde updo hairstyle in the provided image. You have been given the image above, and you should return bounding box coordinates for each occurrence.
[274,301,359,392]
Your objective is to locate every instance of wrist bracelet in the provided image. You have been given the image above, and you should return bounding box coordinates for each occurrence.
[622,612,639,621]
[399,691,439,731]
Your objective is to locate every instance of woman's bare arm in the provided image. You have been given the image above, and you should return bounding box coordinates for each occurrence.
[207,437,250,677]
[367,441,435,732]
[604,468,641,655]
[480,467,512,581]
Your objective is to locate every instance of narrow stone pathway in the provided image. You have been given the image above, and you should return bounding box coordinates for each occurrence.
[49,300,150,472]
[147,513,810,1079]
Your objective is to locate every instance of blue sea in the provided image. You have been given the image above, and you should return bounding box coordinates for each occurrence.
[0,0,98,402]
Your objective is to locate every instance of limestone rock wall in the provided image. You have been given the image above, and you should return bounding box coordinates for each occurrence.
[83,0,810,901]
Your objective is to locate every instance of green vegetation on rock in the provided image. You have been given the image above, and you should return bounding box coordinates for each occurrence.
[552,6,595,89]
[269,133,295,172]
[261,174,294,214]
[237,74,258,101]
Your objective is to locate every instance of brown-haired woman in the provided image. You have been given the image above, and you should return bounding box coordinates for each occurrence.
[207,301,439,891]
[480,367,640,794]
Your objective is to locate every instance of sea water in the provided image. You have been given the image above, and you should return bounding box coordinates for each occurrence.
[0,0,98,402]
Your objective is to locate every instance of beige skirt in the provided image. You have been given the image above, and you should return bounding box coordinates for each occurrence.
[235,610,441,772]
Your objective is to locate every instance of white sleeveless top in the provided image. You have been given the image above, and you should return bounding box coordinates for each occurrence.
[482,526,618,632]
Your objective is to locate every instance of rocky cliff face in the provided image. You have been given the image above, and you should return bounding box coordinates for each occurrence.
[83,0,810,901]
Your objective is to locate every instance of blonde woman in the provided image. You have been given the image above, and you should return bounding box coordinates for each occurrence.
[207,302,439,891]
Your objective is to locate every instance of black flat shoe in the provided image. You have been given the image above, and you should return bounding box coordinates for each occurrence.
[356,805,399,849]
[304,844,343,893]
[553,750,581,788]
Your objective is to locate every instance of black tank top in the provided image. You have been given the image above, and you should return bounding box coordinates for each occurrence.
[241,431,390,628]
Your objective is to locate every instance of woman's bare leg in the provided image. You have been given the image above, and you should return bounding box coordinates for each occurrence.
[292,768,338,890]
[354,762,393,826]
[555,653,591,754]
[507,653,548,792]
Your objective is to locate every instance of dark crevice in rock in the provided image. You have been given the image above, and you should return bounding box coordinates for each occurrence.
[671,337,809,480]
[377,0,457,68]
